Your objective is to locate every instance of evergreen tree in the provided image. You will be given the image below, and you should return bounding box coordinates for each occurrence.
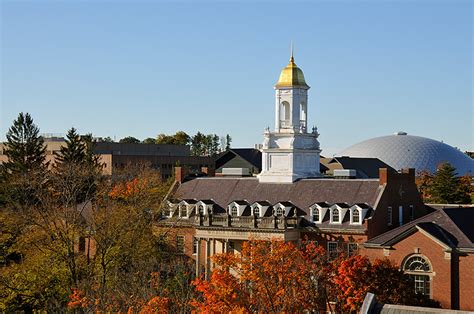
[2,112,47,174]
[55,127,86,165]
[429,162,470,204]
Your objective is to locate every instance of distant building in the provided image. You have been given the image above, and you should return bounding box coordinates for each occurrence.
[215,148,262,176]
[338,132,474,176]
[0,138,214,179]
[320,156,395,178]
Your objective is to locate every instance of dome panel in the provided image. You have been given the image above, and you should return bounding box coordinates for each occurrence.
[338,133,473,175]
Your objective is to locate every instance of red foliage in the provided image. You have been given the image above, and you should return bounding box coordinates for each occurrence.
[67,288,90,309]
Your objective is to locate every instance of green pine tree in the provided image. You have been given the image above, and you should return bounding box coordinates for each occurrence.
[429,162,470,204]
[2,112,47,174]
[55,127,87,165]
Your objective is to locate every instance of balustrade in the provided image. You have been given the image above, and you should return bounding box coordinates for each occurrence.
[195,214,300,230]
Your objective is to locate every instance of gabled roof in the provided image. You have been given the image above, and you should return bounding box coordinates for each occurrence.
[229,200,250,206]
[365,206,474,250]
[198,199,215,205]
[216,149,262,170]
[175,177,382,214]
[328,157,395,178]
[251,201,272,207]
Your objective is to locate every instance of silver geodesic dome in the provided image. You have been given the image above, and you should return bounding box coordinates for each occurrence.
[338,132,473,176]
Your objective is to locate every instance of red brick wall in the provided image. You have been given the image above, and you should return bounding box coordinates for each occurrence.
[368,169,426,239]
[458,254,474,311]
[361,230,453,309]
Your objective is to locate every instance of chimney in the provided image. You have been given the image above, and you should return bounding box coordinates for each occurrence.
[201,166,215,177]
[175,166,189,183]
[379,168,389,185]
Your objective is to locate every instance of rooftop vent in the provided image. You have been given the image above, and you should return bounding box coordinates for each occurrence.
[395,131,407,136]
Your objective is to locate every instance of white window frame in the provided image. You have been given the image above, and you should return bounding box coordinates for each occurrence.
[312,208,320,223]
[253,205,260,217]
[275,206,284,216]
[331,208,340,224]
[230,205,238,216]
[179,205,188,218]
[351,209,360,224]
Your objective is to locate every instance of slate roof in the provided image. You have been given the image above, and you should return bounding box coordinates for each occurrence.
[174,177,382,214]
[330,157,395,178]
[216,149,262,170]
[365,206,474,250]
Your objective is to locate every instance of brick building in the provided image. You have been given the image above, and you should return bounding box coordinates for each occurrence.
[0,139,214,179]
[155,52,473,311]
[362,206,474,310]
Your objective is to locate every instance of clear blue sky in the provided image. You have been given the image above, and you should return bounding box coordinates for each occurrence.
[1,0,472,156]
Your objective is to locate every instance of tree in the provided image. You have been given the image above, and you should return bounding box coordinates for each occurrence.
[2,112,47,174]
[225,134,232,150]
[429,163,471,204]
[192,240,328,312]
[191,132,206,156]
[142,137,156,144]
[119,136,140,144]
[55,127,86,165]
[173,131,191,145]
[192,239,437,313]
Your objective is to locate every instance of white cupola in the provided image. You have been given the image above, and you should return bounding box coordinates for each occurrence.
[257,50,322,183]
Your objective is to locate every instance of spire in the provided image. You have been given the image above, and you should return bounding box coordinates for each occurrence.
[290,41,294,63]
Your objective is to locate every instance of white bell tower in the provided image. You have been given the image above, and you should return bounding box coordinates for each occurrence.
[257,52,321,183]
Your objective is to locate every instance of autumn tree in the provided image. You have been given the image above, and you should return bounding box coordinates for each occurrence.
[192,240,329,313]
[192,239,438,313]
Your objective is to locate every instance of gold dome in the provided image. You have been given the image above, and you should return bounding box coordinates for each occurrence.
[275,54,309,89]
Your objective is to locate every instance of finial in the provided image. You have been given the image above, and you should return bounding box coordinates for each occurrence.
[290,41,294,62]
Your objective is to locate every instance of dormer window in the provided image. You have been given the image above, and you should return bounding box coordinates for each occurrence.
[198,205,204,216]
[332,208,340,222]
[275,207,284,216]
[231,206,238,216]
[312,208,320,222]
[180,205,187,218]
[352,210,360,223]
[253,206,260,217]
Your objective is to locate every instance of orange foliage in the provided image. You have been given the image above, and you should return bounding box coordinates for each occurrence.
[192,239,329,313]
[192,239,421,313]
[67,288,90,309]
[138,296,170,313]
[109,178,148,200]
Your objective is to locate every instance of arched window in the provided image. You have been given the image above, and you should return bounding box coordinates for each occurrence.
[403,255,431,297]
[352,209,360,223]
[332,208,340,223]
[312,208,320,222]
[253,206,260,217]
[231,206,238,216]
[300,102,307,128]
[280,101,291,128]
[275,207,284,216]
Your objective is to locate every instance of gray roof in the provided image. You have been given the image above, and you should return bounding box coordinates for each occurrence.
[338,133,473,175]
[365,206,474,250]
[175,177,382,213]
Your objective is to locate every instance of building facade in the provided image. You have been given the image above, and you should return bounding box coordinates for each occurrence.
[155,53,473,310]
